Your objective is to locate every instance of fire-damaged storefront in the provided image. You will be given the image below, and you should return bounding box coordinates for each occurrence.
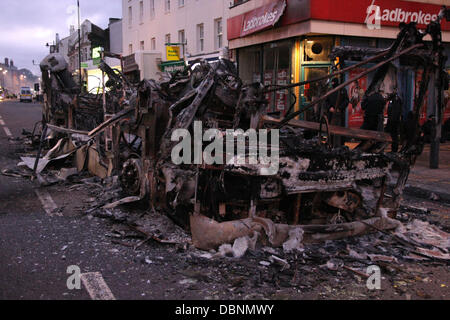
[228,0,450,127]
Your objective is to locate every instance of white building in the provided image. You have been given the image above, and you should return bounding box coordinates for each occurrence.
[122,0,230,81]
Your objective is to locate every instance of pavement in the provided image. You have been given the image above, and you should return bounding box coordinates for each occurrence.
[407,143,450,203]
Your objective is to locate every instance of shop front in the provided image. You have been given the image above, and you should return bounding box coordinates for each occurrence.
[228,0,450,125]
[123,53,140,84]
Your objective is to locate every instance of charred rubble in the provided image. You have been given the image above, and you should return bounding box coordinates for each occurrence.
[26,11,450,254]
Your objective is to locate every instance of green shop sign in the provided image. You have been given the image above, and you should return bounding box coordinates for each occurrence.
[92,46,103,66]
[160,60,186,73]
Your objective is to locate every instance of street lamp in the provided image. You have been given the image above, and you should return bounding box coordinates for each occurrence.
[77,0,82,88]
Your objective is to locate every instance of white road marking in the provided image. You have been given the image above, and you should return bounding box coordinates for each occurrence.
[0,115,13,138]
[3,126,12,137]
[35,189,62,217]
[80,272,116,300]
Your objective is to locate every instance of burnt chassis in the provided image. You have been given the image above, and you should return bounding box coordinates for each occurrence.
[40,14,449,250]
[119,19,447,250]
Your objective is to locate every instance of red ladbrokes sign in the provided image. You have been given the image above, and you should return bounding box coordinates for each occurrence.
[240,0,286,37]
[228,0,449,40]
[311,0,450,31]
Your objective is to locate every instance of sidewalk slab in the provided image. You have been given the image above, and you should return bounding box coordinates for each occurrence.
[406,143,450,203]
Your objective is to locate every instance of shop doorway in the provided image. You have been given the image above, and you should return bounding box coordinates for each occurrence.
[301,65,331,121]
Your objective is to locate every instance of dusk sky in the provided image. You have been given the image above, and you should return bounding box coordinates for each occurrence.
[0,0,122,76]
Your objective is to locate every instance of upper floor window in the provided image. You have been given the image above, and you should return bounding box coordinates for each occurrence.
[178,30,185,44]
[129,44,133,54]
[150,0,155,19]
[139,1,144,24]
[178,0,185,7]
[178,29,185,56]
[197,23,204,52]
[165,33,171,45]
[165,0,171,13]
[230,0,250,8]
[128,6,133,27]
[215,18,223,50]
[151,37,156,50]
[140,41,145,51]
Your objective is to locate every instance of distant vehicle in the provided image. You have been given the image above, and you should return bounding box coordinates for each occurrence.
[0,88,4,101]
[20,87,32,103]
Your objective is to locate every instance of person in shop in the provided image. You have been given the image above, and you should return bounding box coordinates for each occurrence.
[422,115,435,143]
[442,118,450,142]
[361,90,386,131]
[386,89,403,152]
[325,78,349,146]
[326,78,349,126]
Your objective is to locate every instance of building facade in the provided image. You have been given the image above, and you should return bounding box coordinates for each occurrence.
[227,0,450,127]
[84,18,124,94]
[53,19,122,92]
[122,0,230,80]
[67,19,110,82]
[0,58,39,95]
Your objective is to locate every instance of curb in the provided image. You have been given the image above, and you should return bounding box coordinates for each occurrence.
[404,185,450,205]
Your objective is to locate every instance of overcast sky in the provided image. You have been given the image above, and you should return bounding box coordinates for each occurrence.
[0,0,122,76]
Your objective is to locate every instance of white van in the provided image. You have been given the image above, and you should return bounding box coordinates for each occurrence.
[20,87,33,103]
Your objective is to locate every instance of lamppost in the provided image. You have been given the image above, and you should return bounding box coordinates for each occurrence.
[77,0,82,88]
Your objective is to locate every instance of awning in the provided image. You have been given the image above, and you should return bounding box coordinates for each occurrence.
[123,54,139,73]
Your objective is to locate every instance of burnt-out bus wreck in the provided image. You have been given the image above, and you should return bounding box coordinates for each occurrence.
[37,9,450,251]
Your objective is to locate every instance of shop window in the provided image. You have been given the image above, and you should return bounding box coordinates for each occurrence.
[238,46,262,84]
[304,37,333,62]
[264,41,292,115]
[239,42,293,115]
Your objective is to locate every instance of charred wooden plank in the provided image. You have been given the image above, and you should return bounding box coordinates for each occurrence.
[262,115,392,143]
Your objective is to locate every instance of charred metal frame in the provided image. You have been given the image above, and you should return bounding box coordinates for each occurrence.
[38,8,450,250]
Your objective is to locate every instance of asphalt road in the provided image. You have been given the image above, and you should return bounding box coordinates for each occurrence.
[0,100,150,300]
